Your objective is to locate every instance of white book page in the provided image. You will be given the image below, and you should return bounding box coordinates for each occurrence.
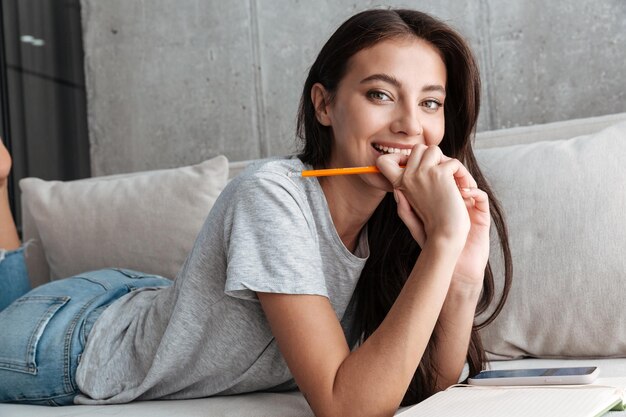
[396,385,622,417]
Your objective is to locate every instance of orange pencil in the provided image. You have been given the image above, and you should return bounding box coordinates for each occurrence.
[291,165,407,177]
[299,166,382,177]
[292,165,475,194]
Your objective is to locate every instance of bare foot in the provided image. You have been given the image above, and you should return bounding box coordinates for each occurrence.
[0,138,12,187]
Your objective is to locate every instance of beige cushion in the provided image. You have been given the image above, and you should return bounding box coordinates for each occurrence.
[476,121,626,359]
[20,155,228,282]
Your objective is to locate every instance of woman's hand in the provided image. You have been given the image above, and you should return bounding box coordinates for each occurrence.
[377,144,470,251]
[451,180,490,292]
[377,145,490,291]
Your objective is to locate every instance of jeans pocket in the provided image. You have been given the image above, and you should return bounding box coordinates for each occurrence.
[0,295,70,375]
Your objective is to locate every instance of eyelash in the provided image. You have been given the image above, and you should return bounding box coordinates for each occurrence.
[366,90,392,101]
[366,90,443,112]
[422,99,443,111]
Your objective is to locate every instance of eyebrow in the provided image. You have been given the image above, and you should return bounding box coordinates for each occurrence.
[360,73,446,95]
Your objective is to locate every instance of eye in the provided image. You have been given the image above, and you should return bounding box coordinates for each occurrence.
[421,99,443,112]
[366,90,392,102]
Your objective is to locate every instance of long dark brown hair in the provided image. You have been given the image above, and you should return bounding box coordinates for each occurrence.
[297,9,512,405]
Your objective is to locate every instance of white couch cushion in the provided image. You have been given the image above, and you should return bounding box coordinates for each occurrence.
[20,155,228,282]
[476,121,626,359]
[0,391,314,417]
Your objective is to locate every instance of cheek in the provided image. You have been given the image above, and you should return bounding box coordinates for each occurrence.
[329,104,354,138]
[331,103,377,142]
[424,116,446,146]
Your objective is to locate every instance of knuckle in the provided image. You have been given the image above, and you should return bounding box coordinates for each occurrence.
[392,175,405,188]
[427,166,444,180]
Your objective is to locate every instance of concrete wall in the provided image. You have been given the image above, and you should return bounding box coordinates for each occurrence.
[81,0,626,176]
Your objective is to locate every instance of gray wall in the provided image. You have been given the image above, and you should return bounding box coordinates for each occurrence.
[81,0,626,176]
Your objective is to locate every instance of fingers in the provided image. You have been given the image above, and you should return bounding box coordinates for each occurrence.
[408,146,475,186]
[415,145,445,170]
[403,144,429,172]
[437,158,477,189]
[408,146,479,194]
[376,153,407,187]
[379,144,480,198]
[394,189,426,246]
[460,187,490,215]
[376,146,442,189]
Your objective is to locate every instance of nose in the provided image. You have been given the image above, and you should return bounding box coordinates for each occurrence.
[390,103,423,137]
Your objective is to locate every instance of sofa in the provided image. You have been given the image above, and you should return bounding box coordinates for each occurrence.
[2,112,626,416]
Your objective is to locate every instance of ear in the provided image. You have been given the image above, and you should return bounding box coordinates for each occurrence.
[310,83,332,126]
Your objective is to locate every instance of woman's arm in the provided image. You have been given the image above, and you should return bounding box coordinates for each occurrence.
[430,282,481,390]
[0,140,20,250]
[259,234,465,417]
[381,148,492,391]
[431,185,491,388]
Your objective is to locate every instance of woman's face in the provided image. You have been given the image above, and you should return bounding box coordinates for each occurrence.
[313,38,447,191]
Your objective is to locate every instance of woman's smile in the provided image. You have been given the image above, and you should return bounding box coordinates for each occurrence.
[371,142,413,156]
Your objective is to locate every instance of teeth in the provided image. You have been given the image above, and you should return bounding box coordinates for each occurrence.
[373,144,412,155]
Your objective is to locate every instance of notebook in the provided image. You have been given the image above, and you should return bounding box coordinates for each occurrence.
[396,378,626,417]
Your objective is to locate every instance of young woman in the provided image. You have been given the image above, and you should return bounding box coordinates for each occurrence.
[0,9,511,416]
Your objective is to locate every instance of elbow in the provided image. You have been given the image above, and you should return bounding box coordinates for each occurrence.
[312,409,396,417]
[309,396,397,417]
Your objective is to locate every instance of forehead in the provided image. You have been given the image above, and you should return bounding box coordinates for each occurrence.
[343,38,446,86]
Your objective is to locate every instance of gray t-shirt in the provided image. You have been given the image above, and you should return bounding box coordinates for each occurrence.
[75,157,369,404]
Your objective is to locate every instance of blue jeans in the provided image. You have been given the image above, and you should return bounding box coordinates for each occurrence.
[0,250,172,405]
[0,247,31,311]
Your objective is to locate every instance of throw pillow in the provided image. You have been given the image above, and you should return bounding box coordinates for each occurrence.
[475,121,626,359]
[20,155,229,281]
